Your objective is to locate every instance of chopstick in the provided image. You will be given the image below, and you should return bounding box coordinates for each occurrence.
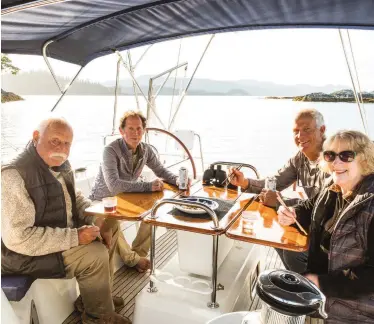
[222,164,243,186]
[276,192,308,236]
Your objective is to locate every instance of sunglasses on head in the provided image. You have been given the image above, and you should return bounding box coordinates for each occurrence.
[323,150,356,163]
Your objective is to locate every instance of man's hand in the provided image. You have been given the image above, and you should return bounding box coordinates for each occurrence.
[93,217,105,229]
[78,225,100,245]
[100,227,112,250]
[259,189,278,207]
[277,206,296,226]
[229,168,249,189]
[151,178,164,192]
[304,273,320,288]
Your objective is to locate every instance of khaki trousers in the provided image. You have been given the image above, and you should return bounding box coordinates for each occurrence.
[62,221,120,317]
[116,221,151,267]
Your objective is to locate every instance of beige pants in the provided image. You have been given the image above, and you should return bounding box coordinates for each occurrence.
[116,221,151,267]
[62,221,120,317]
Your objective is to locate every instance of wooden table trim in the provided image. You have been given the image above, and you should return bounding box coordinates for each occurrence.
[225,231,308,252]
[225,200,308,252]
[84,180,201,221]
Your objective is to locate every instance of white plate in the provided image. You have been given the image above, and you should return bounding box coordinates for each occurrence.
[174,197,219,214]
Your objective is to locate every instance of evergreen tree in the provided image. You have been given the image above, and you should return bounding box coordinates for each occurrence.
[1,54,20,75]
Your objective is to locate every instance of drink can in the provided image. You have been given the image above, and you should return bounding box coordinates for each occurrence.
[179,167,188,190]
[265,176,277,191]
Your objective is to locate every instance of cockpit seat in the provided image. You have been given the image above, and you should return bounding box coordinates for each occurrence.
[1,275,35,301]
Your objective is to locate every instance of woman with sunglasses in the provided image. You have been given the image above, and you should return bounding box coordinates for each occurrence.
[278,130,374,323]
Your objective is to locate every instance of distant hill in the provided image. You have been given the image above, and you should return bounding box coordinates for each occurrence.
[105,75,351,96]
[2,70,356,96]
[2,71,115,95]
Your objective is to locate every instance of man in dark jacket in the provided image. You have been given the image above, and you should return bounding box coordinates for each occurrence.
[1,117,131,324]
[231,108,330,272]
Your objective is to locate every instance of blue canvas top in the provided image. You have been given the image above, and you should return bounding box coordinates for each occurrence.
[2,0,374,66]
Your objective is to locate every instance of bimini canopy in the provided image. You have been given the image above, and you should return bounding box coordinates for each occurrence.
[2,0,374,66]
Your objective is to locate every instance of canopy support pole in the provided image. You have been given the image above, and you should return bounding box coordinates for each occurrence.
[168,34,215,131]
[115,50,166,129]
[50,66,84,112]
[43,39,85,112]
[112,57,121,134]
[43,40,64,93]
[133,45,153,70]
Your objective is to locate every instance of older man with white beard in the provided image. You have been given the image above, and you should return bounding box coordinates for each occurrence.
[1,117,131,324]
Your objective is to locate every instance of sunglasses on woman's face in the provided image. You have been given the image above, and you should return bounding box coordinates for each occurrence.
[323,150,356,163]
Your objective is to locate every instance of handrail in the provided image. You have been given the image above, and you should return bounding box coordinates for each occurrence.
[146,127,197,179]
[150,198,220,230]
[210,161,260,179]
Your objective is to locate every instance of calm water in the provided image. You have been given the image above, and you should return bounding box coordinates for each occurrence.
[1,95,373,177]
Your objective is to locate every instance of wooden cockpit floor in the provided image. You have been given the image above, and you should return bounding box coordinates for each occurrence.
[63,230,322,324]
[63,229,177,324]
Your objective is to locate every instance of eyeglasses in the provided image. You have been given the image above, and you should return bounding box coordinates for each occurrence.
[323,150,356,163]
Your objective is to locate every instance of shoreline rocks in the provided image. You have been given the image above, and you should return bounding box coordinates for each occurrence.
[266,89,374,103]
[1,89,24,103]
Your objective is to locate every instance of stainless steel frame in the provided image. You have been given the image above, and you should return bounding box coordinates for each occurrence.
[168,34,215,131]
[42,40,85,112]
[115,50,167,129]
[149,199,221,308]
[194,132,204,172]
[210,161,260,179]
[146,62,188,127]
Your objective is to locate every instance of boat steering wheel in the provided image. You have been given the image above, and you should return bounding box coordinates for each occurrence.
[145,127,197,179]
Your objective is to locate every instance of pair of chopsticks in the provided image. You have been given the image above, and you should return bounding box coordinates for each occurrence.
[276,192,308,236]
[222,164,243,186]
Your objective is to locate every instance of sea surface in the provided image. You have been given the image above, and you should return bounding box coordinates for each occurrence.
[2,95,373,178]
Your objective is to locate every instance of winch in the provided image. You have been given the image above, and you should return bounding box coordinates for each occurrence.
[208,269,328,324]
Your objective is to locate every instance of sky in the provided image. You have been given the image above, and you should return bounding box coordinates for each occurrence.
[7,28,374,90]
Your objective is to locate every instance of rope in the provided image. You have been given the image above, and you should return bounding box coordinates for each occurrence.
[347,30,369,130]
[338,30,369,135]
[1,135,21,152]
[168,39,183,128]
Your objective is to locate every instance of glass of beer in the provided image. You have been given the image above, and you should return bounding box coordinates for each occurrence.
[103,196,117,213]
[242,210,260,235]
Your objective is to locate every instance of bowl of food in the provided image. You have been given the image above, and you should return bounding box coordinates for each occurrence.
[174,197,219,214]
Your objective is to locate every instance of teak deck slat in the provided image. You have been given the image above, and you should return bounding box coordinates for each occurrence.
[62,230,177,324]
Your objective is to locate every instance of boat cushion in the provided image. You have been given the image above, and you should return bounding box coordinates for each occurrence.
[1,275,35,301]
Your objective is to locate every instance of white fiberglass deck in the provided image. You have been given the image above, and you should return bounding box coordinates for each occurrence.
[62,230,322,324]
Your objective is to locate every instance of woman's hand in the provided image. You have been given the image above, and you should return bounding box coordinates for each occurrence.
[304,273,320,288]
[277,206,297,226]
[229,168,249,189]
